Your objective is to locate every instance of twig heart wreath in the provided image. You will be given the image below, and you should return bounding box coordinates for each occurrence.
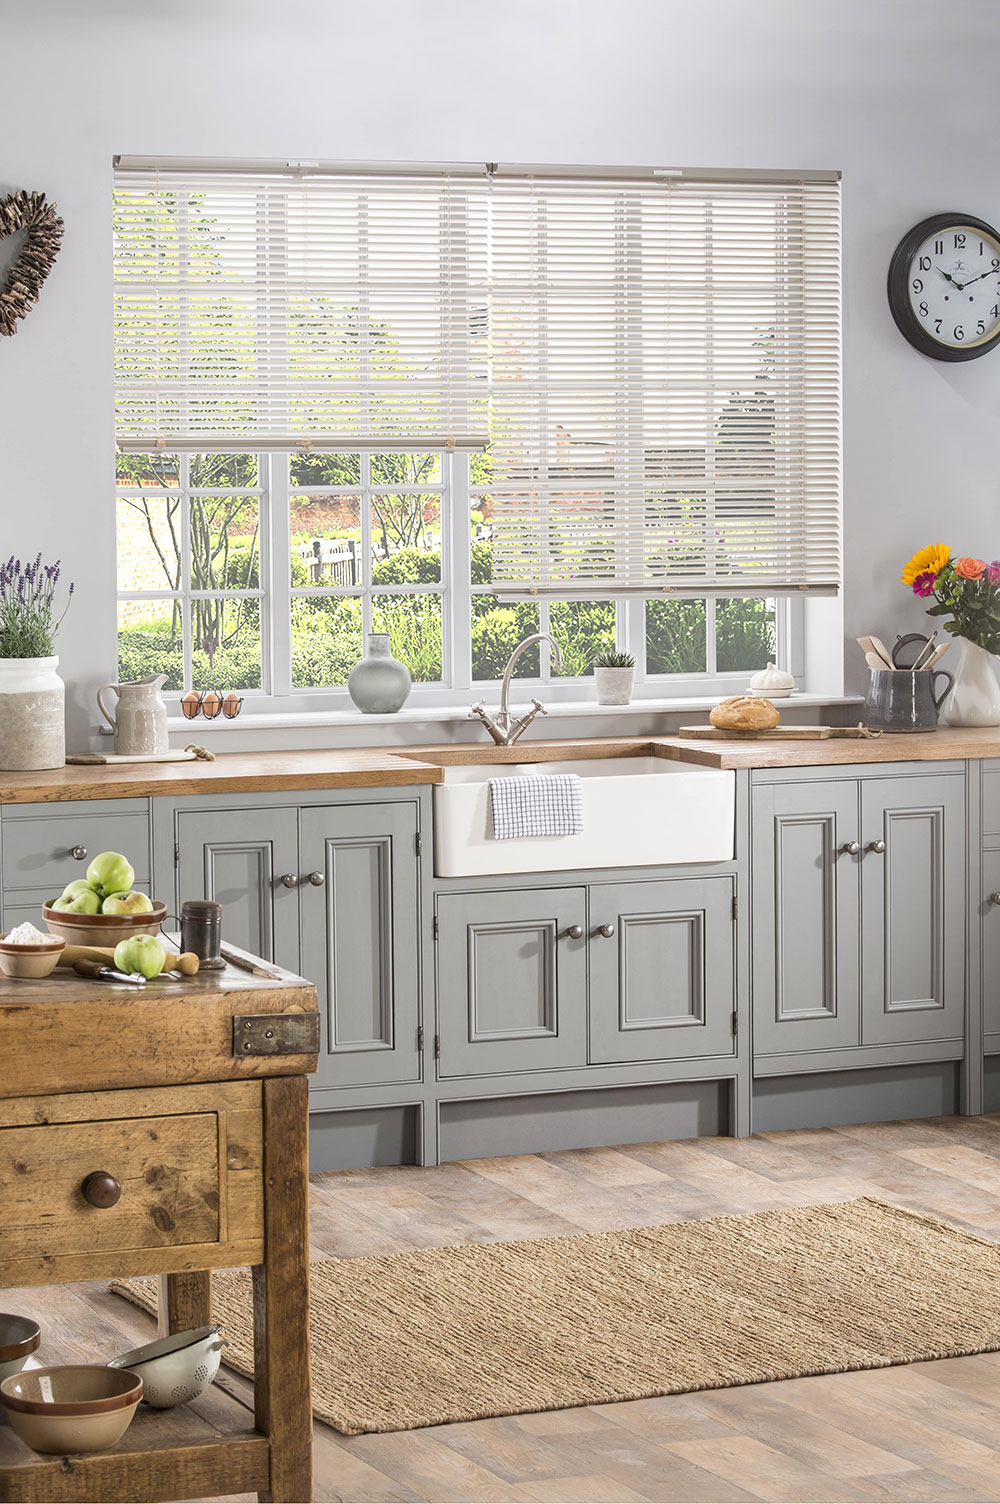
[0,190,64,337]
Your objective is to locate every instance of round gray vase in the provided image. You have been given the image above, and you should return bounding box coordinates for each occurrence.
[348,634,411,714]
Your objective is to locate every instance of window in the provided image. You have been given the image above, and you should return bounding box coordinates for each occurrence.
[114,160,838,709]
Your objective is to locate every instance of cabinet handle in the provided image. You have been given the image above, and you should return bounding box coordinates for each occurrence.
[563,924,583,940]
[70,845,87,861]
[280,873,299,889]
[307,871,325,887]
[81,1171,121,1209]
[990,893,1000,906]
[840,841,860,856]
[866,839,886,855]
[594,923,616,939]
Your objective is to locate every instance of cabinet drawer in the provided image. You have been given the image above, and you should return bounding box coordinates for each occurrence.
[2,814,150,894]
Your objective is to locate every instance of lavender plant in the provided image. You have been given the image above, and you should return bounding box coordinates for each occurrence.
[0,555,74,658]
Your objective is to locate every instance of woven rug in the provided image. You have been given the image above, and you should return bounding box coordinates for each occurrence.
[111,1197,1000,1435]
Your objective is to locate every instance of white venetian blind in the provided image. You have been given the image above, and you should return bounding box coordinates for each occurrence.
[113,161,489,453]
[485,170,841,597]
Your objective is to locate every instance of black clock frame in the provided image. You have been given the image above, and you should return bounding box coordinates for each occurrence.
[887,212,1000,362]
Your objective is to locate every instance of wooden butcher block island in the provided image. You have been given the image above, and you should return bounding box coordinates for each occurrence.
[0,950,319,1503]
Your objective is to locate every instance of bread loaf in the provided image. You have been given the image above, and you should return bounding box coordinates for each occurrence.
[709,695,780,731]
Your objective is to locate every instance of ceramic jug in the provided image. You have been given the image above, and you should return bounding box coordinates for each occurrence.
[97,674,169,756]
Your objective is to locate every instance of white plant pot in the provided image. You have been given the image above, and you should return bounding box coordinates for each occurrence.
[0,656,65,770]
[594,666,635,706]
[942,639,1000,727]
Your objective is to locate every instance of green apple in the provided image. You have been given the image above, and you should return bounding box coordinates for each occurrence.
[101,890,154,916]
[59,878,97,901]
[51,889,102,915]
[86,851,135,899]
[114,935,166,979]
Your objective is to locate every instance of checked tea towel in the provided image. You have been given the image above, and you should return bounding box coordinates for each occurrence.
[488,773,584,839]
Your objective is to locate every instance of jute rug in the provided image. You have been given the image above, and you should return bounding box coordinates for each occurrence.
[112,1197,1000,1435]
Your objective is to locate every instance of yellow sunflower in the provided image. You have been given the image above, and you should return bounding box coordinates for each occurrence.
[901,542,950,587]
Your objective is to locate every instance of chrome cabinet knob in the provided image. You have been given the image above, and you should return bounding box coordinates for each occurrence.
[990,893,1000,906]
[866,839,886,855]
[70,845,87,861]
[595,923,616,939]
[280,873,298,889]
[307,871,325,887]
[563,924,583,940]
[840,841,860,856]
[82,1171,121,1209]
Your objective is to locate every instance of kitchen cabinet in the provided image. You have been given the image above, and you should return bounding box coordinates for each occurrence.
[983,851,1000,1041]
[436,886,588,1077]
[752,769,965,1061]
[175,805,300,969]
[588,877,736,1065]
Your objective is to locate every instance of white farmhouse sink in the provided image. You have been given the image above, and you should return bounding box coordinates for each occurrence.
[432,757,735,877]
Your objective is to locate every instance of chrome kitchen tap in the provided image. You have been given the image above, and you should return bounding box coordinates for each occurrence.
[469,632,563,746]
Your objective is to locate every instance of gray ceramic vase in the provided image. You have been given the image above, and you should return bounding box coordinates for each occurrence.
[348,634,411,714]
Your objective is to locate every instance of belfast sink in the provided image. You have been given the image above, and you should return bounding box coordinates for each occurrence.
[432,756,735,877]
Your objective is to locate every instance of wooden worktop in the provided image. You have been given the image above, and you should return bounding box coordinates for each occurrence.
[2,727,1000,804]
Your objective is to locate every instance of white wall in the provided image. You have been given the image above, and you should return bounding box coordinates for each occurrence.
[3,0,999,747]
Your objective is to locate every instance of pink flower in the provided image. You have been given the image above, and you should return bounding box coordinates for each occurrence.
[911,571,937,597]
[988,561,1000,586]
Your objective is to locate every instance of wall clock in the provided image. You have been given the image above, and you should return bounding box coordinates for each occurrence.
[887,213,1000,361]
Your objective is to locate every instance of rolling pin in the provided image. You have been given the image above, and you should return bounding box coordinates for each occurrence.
[54,945,200,975]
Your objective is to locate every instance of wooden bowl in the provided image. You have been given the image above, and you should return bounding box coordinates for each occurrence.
[0,933,65,978]
[0,1365,142,1454]
[42,901,166,948]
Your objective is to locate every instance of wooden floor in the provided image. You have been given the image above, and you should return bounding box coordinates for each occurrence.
[10,1115,1000,1503]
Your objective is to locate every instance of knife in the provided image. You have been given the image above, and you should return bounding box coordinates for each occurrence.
[73,959,147,986]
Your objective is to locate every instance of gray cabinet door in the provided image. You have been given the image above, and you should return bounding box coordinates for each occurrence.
[175,806,300,970]
[437,887,587,1078]
[752,780,861,1055]
[589,878,735,1064]
[299,802,421,1091]
[983,850,1000,1041]
[861,774,965,1044]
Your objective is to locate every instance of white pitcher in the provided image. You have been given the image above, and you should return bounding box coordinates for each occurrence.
[97,674,169,756]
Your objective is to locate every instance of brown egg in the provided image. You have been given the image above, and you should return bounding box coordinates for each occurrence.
[181,690,202,720]
[200,690,223,719]
[222,692,243,719]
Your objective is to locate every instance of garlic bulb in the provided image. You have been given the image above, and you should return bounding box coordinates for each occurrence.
[748,662,795,695]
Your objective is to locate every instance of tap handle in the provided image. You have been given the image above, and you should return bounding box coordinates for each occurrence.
[469,701,486,719]
[531,698,548,715]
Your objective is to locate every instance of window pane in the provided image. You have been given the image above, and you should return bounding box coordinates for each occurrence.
[645,599,707,674]
[716,597,777,673]
[470,494,494,581]
[373,593,442,683]
[471,596,539,680]
[189,453,258,488]
[117,599,183,691]
[290,452,361,488]
[371,453,440,485]
[191,598,261,690]
[371,495,441,582]
[189,496,259,591]
[291,495,361,586]
[291,595,363,689]
[551,600,616,677]
[116,453,179,488]
[117,494,181,592]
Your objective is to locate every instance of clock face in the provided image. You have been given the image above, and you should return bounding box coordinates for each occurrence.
[889,215,1000,361]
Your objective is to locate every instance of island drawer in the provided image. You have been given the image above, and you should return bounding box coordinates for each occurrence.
[0,1082,263,1283]
[1,811,150,893]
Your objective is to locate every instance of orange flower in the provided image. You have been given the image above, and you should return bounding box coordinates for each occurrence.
[954,557,987,580]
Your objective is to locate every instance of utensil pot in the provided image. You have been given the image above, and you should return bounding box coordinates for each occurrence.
[864,668,954,732]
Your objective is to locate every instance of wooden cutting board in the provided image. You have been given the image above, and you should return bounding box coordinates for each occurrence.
[678,725,879,741]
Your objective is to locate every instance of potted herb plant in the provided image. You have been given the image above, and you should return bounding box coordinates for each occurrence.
[901,543,1000,725]
[593,650,635,706]
[0,555,74,769]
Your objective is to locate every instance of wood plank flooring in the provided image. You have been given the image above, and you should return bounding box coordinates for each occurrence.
[8,1115,1000,1503]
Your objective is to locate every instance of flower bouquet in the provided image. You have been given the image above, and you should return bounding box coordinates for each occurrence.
[901,543,1000,725]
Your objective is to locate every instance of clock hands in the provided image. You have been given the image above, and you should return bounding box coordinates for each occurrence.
[936,264,998,291]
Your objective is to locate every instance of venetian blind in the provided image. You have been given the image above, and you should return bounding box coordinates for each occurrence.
[485,171,842,597]
[113,162,489,453]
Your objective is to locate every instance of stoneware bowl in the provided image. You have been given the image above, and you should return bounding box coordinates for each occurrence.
[108,1325,222,1408]
[41,901,166,949]
[0,934,65,979]
[0,1365,142,1454]
[0,1315,40,1384]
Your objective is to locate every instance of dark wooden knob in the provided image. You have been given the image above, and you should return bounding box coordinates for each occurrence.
[81,1171,121,1209]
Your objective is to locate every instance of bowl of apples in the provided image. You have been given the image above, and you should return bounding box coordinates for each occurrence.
[43,851,167,947]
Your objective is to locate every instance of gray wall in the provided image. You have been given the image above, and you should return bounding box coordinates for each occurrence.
[3,0,1000,748]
